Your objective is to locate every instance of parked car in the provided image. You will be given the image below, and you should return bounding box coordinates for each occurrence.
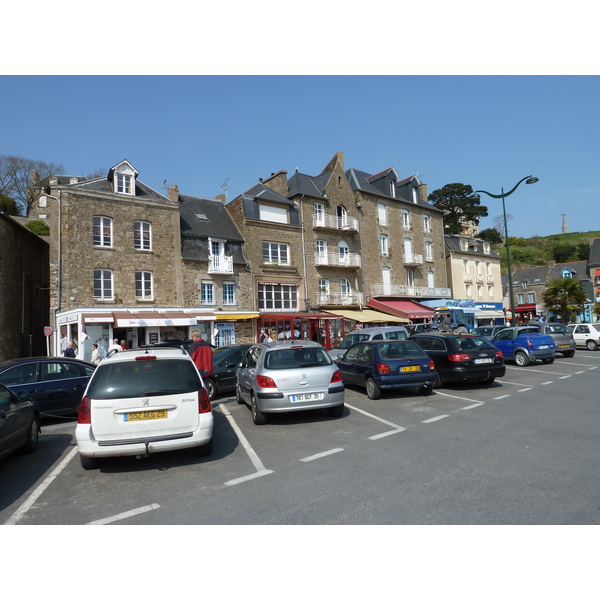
[471,325,508,339]
[204,344,252,399]
[405,323,438,335]
[76,347,213,469]
[335,340,436,399]
[410,333,506,387]
[150,340,194,353]
[0,382,40,461]
[525,321,576,357]
[0,357,96,417]
[236,340,344,424]
[566,323,600,351]
[491,326,556,366]
[328,326,410,359]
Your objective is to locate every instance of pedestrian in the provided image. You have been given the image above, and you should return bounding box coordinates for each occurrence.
[108,338,121,353]
[189,329,213,377]
[64,341,76,358]
[260,328,267,342]
[91,343,103,365]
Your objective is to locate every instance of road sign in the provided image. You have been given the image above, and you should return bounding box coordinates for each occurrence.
[44,326,53,337]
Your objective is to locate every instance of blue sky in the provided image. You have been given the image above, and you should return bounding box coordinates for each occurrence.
[3,75,599,239]
[3,5,599,240]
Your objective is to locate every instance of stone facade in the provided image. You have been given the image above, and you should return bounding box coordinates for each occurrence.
[0,214,50,360]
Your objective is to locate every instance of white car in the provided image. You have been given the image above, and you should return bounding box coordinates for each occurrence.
[76,347,213,469]
[567,323,600,351]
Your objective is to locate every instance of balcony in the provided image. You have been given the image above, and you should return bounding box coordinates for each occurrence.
[403,253,423,266]
[208,254,234,274]
[317,291,363,306]
[313,213,359,233]
[315,251,361,268]
[463,273,473,283]
[476,274,484,283]
[370,283,451,298]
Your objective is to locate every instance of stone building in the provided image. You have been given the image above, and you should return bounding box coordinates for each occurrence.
[0,213,50,361]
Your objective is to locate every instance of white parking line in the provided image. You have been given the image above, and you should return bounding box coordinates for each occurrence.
[506,367,564,375]
[517,388,533,392]
[344,402,406,439]
[422,415,449,423]
[301,448,344,462]
[493,395,511,400]
[541,381,554,385]
[218,403,274,486]
[87,503,160,525]
[574,371,586,374]
[500,380,535,387]
[5,445,78,525]
[461,403,483,410]
[559,375,571,379]
[434,390,484,403]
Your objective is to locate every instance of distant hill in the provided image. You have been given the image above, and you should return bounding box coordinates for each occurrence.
[491,230,600,270]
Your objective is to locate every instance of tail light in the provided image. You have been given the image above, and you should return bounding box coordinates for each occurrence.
[330,369,343,383]
[198,387,211,413]
[376,363,390,373]
[495,350,503,359]
[527,338,534,350]
[428,359,436,370]
[256,375,277,388]
[448,353,470,362]
[78,396,91,424]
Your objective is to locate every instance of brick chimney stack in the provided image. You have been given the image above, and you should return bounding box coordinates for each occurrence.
[167,184,179,202]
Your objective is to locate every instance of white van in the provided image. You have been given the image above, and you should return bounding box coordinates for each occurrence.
[328,326,410,359]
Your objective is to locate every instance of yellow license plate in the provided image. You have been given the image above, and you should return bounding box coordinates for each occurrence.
[125,409,167,422]
[401,366,420,372]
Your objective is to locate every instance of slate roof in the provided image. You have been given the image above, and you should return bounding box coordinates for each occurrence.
[444,235,501,259]
[287,171,331,200]
[237,182,300,226]
[551,260,590,280]
[511,265,553,285]
[69,177,168,201]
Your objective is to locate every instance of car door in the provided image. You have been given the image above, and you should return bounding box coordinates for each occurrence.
[236,347,261,401]
[573,324,590,347]
[492,328,516,357]
[335,343,364,385]
[0,385,29,458]
[216,347,249,393]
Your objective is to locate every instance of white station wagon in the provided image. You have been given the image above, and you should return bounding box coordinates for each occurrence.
[76,347,213,469]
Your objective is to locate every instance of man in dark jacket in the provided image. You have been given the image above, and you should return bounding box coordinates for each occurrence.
[189,329,213,376]
[64,342,76,358]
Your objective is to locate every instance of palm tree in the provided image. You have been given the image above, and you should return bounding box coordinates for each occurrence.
[542,278,588,324]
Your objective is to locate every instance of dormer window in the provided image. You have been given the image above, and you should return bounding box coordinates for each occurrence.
[117,173,132,194]
[460,238,468,251]
[483,242,491,254]
[411,187,419,204]
[389,180,396,198]
[108,160,138,196]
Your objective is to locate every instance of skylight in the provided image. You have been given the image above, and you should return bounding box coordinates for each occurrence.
[196,213,208,221]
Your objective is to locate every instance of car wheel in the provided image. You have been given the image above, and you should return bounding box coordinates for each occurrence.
[205,378,217,400]
[235,383,245,404]
[366,377,381,400]
[514,351,530,367]
[586,340,598,351]
[197,438,213,457]
[327,404,344,418]
[561,351,575,358]
[478,375,495,385]
[542,357,555,364]
[19,415,40,454]
[251,394,268,425]
[80,454,100,470]
[419,385,434,396]
[433,372,443,389]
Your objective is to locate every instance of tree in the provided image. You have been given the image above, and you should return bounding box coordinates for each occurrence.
[593,302,600,321]
[0,155,65,216]
[26,220,50,236]
[478,227,503,244]
[428,183,488,235]
[0,193,19,215]
[542,278,588,324]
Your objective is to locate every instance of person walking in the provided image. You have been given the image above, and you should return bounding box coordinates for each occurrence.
[91,343,103,365]
[108,338,121,354]
[189,329,213,376]
[64,341,76,358]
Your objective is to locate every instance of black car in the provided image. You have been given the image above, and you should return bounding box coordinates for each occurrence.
[410,333,506,387]
[205,344,252,399]
[0,382,40,460]
[0,357,96,417]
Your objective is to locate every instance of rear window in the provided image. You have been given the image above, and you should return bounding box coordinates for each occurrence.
[378,342,426,359]
[448,336,496,351]
[384,330,408,340]
[545,324,567,334]
[265,347,333,370]
[87,358,201,400]
[339,333,371,348]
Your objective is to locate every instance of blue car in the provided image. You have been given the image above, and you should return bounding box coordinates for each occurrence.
[491,326,556,366]
[336,340,436,399]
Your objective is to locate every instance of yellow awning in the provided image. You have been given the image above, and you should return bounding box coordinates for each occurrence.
[322,308,409,323]
[215,312,260,320]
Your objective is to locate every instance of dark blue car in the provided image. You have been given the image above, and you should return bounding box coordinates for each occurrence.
[336,340,436,399]
[0,382,40,460]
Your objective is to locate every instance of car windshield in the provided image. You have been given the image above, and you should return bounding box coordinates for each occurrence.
[339,333,371,348]
[377,342,426,359]
[86,359,201,400]
[545,324,567,334]
[265,347,333,370]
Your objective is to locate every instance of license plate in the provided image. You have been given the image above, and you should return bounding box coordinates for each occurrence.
[474,358,493,364]
[401,365,421,372]
[538,345,548,349]
[124,409,168,422]
[559,344,569,348]
[289,393,323,403]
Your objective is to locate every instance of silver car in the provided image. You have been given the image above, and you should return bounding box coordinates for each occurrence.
[236,340,345,424]
[526,321,576,357]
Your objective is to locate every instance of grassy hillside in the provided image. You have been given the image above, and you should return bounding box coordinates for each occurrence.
[492,230,600,270]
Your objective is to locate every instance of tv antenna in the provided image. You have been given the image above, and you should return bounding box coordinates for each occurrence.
[220,178,229,201]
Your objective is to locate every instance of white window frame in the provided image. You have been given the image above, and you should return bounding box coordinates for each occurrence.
[223,282,236,305]
[427,270,435,288]
[201,281,215,305]
[93,216,113,248]
[338,241,349,264]
[117,173,133,195]
[340,278,351,296]
[406,268,415,289]
[93,269,113,300]
[134,221,152,251]
[377,203,388,226]
[423,214,432,233]
[263,242,289,265]
[258,284,298,311]
[411,187,418,204]
[401,209,410,230]
[528,292,535,303]
[314,203,324,225]
[259,204,287,224]
[336,205,348,229]
[425,241,433,261]
[135,271,153,300]
[379,234,389,256]
[316,240,327,257]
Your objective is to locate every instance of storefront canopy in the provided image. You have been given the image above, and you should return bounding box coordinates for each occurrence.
[322,308,408,323]
[111,310,214,327]
[215,312,260,320]
[367,299,434,321]
[476,309,506,319]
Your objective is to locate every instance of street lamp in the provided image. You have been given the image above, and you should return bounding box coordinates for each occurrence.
[472,176,539,327]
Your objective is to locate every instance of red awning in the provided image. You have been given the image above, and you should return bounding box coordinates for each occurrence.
[513,304,537,313]
[367,298,434,320]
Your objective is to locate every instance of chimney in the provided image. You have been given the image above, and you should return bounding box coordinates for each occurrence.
[262,170,289,196]
[167,184,179,202]
[70,177,79,184]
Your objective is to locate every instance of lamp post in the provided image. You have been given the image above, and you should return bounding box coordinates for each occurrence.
[472,176,539,327]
